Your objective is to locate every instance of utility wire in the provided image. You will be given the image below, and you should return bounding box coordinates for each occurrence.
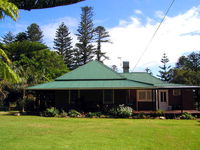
[133,0,176,70]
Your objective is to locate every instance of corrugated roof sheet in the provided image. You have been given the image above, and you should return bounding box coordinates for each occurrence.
[28,61,200,90]
[56,61,125,80]
[121,72,164,84]
[28,80,154,90]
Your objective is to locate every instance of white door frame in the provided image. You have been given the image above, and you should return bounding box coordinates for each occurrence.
[158,90,169,110]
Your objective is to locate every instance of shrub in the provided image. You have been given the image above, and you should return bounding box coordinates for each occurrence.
[179,112,195,120]
[86,112,102,118]
[155,110,165,117]
[42,107,59,117]
[59,110,68,117]
[108,105,133,118]
[68,109,80,117]
[133,112,148,119]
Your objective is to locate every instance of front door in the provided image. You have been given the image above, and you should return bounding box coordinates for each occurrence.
[158,90,168,110]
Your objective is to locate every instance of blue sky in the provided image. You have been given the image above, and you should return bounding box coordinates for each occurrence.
[1,0,200,74]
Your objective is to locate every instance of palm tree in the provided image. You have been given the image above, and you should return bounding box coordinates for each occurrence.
[10,0,84,10]
[0,0,19,21]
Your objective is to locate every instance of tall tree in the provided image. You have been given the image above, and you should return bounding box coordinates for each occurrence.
[158,53,171,81]
[2,31,15,44]
[54,22,73,69]
[15,32,28,42]
[169,51,200,85]
[94,26,110,62]
[75,6,95,65]
[26,23,43,42]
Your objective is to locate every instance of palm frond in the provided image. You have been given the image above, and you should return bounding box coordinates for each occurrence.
[0,48,11,64]
[0,0,19,21]
[0,60,21,83]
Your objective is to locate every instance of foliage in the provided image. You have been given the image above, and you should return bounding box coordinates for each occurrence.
[54,22,73,69]
[5,41,47,61]
[176,52,200,71]
[108,105,133,118]
[133,112,148,119]
[86,112,102,118]
[10,0,84,10]
[68,109,80,117]
[75,6,95,66]
[155,110,165,117]
[59,110,68,117]
[2,31,15,44]
[169,51,200,85]
[18,95,36,112]
[15,32,28,42]
[158,53,171,81]
[179,112,195,120]
[94,26,110,62]
[0,81,23,108]
[0,48,21,83]
[26,23,43,42]
[0,0,19,21]
[42,107,59,117]
[14,49,69,85]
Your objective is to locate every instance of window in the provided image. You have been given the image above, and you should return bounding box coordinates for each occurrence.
[173,89,181,96]
[137,90,152,101]
[160,91,167,102]
[103,90,114,104]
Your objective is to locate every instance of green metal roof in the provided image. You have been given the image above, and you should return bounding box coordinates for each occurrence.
[121,72,164,84]
[28,80,154,90]
[56,61,125,80]
[28,61,199,90]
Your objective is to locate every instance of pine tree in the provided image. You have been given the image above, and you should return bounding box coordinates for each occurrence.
[26,23,43,42]
[94,26,110,62]
[75,6,95,65]
[54,22,73,69]
[2,31,15,44]
[15,32,28,42]
[158,53,171,81]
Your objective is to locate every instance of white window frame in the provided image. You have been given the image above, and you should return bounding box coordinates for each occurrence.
[137,90,152,102]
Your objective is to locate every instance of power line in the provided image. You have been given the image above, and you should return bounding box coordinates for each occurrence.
[133,0,176,71]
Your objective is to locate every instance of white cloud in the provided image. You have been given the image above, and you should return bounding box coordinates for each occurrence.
[41,17,78,48]
[134,9,143,15]
[155,10,164,19]
[103,6,200,73]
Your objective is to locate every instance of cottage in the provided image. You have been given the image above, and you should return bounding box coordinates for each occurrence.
[28,61,200,111]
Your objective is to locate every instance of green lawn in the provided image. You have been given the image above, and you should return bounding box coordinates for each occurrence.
[0,114,199,150]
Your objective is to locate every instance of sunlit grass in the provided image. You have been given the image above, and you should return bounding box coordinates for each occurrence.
[0,115,199,150]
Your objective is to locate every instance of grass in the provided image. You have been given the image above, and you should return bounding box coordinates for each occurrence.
[0,114,200,150]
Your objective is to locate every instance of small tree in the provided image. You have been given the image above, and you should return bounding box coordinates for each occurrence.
[54,22,73,69]
[145,67,152,75]
[94,26,110,62]
[158,53,171,81]
[75,6,95,65]
[26,23,43,42]
[2,31,15,44]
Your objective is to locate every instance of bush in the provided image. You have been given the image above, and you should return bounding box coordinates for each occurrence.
[108,105,133,118]
[59,110,68,117]
[155,110,165,117]
[68,109,80,117]
[86,112,102,118]
[133,112,149,119]
[42,107,59,117]
[179,112,195,120]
